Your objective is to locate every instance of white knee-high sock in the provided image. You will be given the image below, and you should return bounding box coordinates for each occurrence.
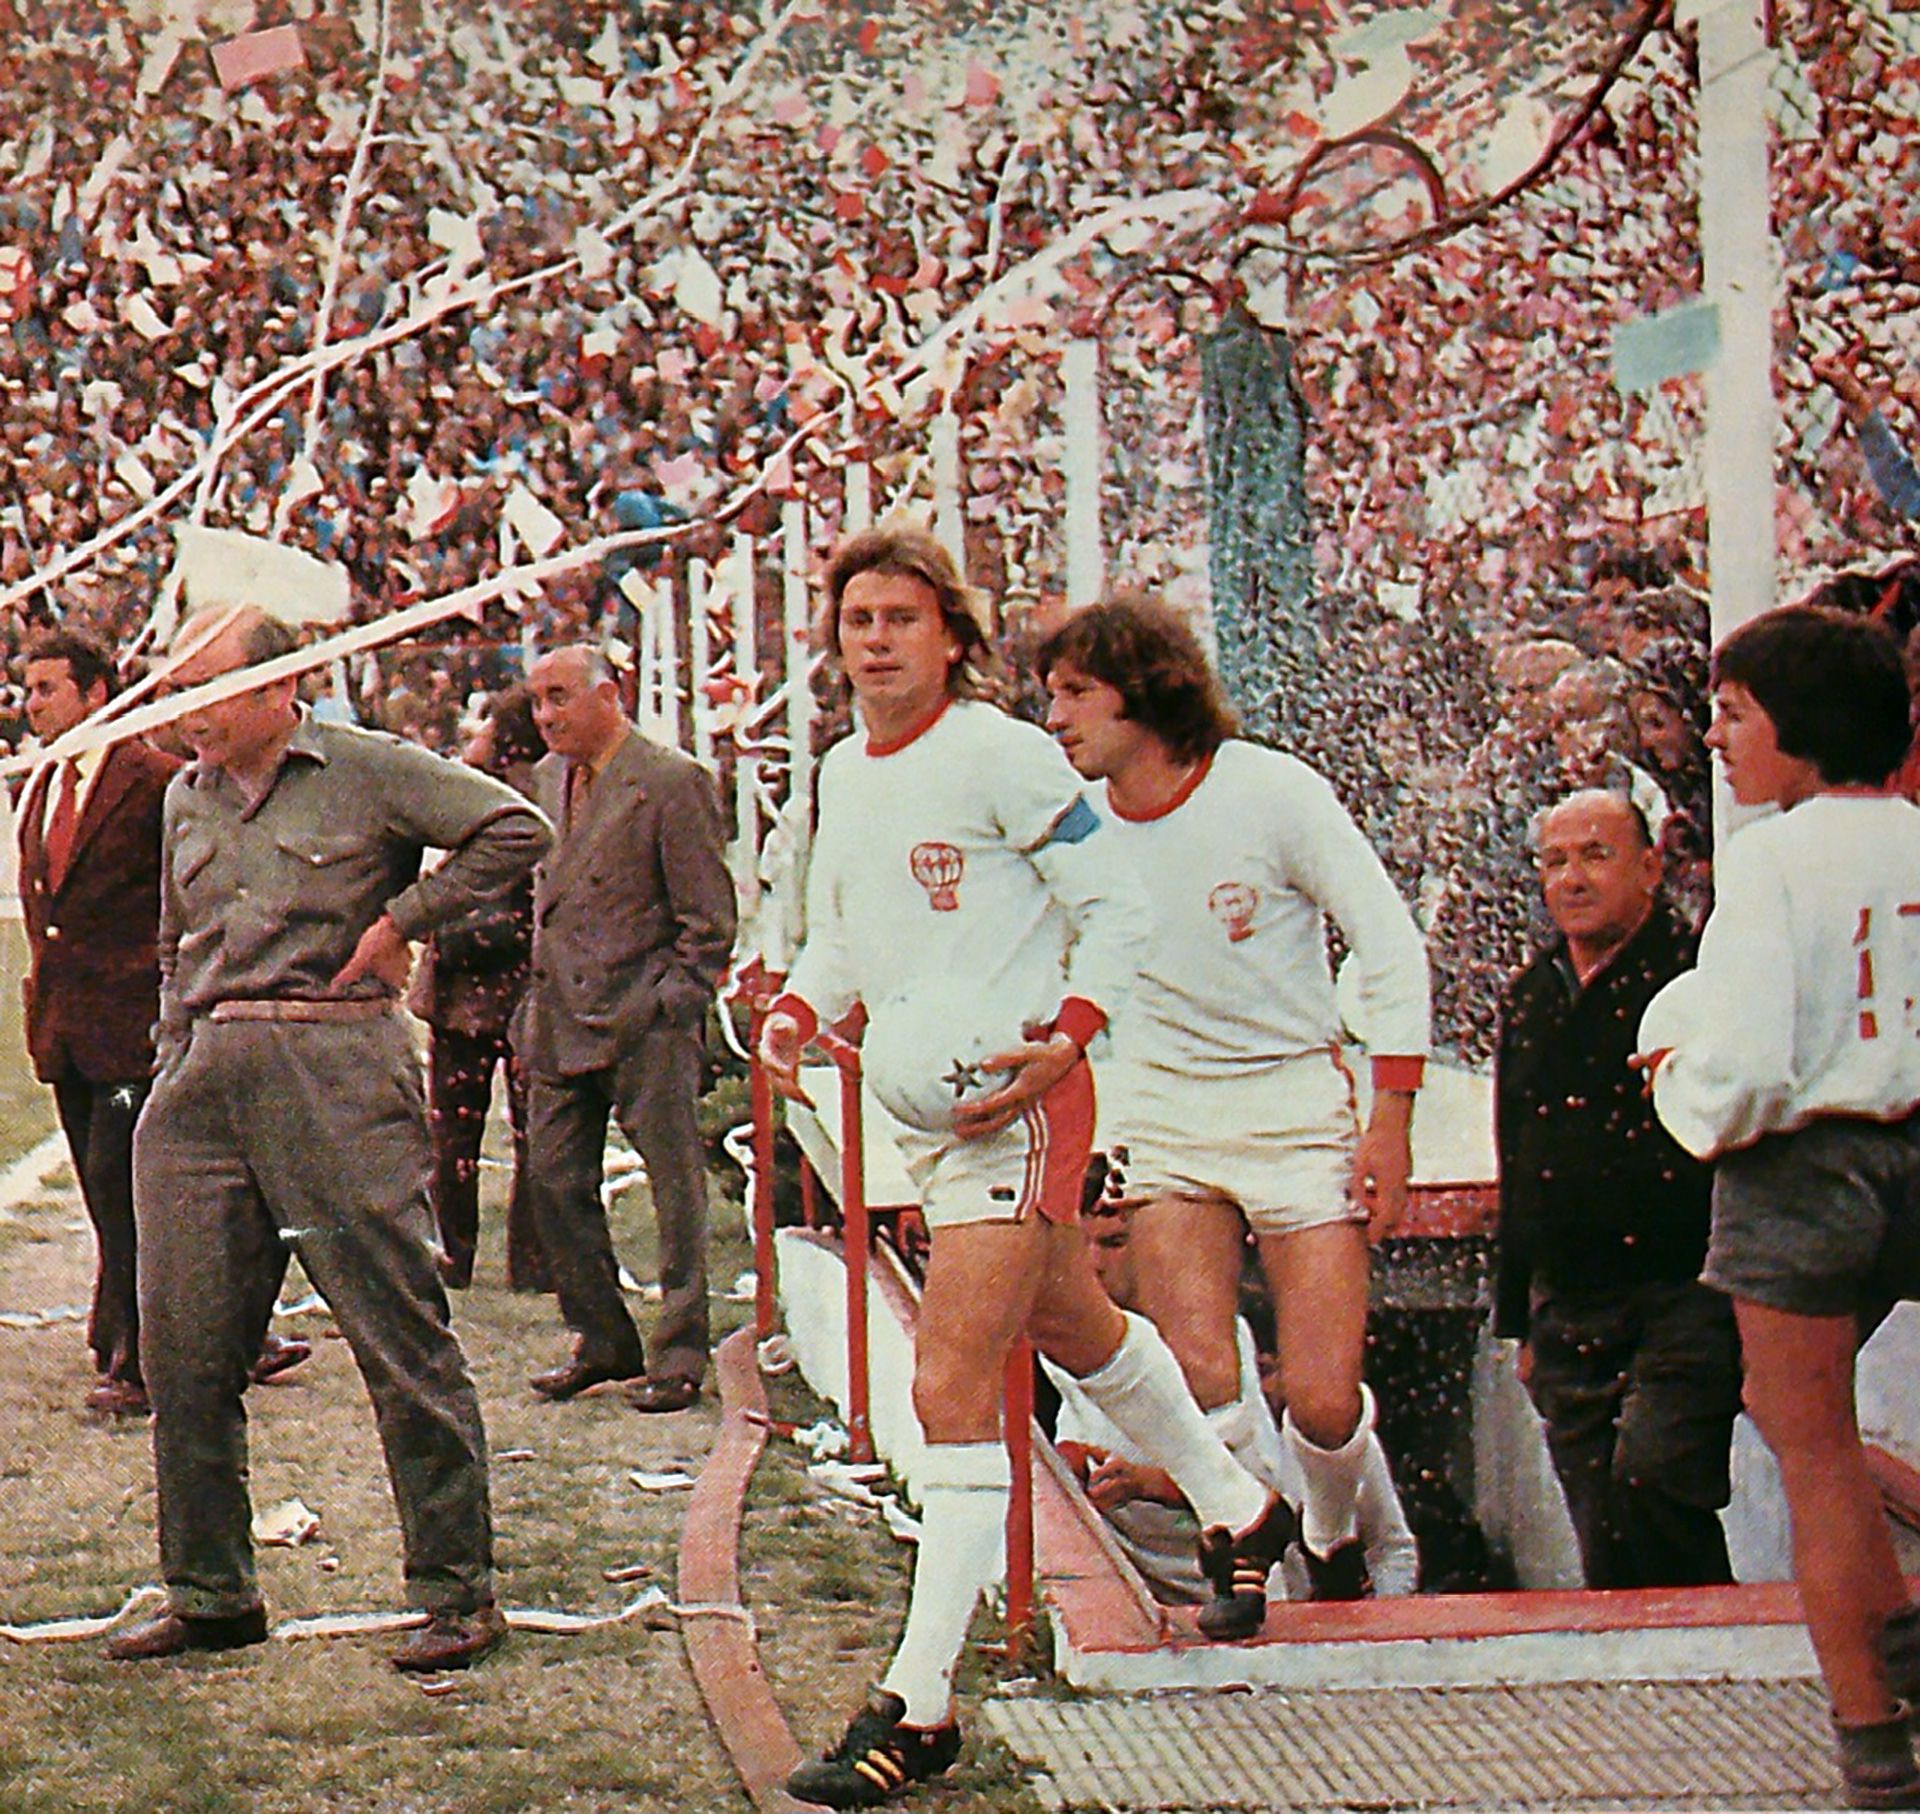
[1072,1312,1270,1534]
[1206,1394,1264,1466]
[879,1442,1008,1728]
[1284,1382,1376,1556]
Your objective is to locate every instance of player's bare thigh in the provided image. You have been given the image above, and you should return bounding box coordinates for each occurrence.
[1123,1192,1249,1411]
[1258,1220,1369,1447]
[913,1216,1127,1440]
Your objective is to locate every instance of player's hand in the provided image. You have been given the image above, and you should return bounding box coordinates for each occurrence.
[1349,1093,1413,1237]
[1085,1452,1175,1513]
[1628,1047,1671,1099]
[331,914,412,994]
[758,1008,815,1108]
[953,1031,1079,1141]
[1512,1340,1534,1387]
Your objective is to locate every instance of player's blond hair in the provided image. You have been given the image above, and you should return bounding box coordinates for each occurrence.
[821,524,999,700]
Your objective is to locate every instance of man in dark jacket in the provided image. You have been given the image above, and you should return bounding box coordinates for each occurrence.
[1494,789,1741,1589]
[519,645,736,1413]
[410,686,547,1291]
[17,632,180,1415]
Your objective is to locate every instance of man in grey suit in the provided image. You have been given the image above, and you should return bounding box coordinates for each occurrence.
[520,645,737,1412]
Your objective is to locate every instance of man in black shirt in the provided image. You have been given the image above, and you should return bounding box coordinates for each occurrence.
[1494,790,1741,1589]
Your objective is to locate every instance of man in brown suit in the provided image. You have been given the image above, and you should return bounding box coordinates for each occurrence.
[519,645,736,1412]
[18,631,308,1417]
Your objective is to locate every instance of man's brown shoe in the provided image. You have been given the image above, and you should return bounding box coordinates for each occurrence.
[86,1377,151,1418]
[389,1603,507,1673]
[529,1355,642,1401]
[250,1333,312,1385]
[105,1607,269,1661]
[624,1374,701,1414]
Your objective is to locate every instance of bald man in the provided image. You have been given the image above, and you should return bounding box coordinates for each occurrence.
[109,606,550,1672]
[1493,790,1740,1590]
[519,646,736,1413]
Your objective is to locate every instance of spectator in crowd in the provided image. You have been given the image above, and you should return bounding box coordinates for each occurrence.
[1039,593,1429,1601]
[761,528,1291,1810]
[108,600,548,1673]
[1495,790,1741,1590]
[408,684,548,1291]
[1641,605,1920,1810]
[518,644,736,1413]
[1050,1198,1419,1605]
[1814,351,1920,520]
[16,628,309,1418]
[1626,637,1714,930]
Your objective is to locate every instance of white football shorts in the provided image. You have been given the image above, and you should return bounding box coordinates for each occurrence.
[1102,1046,1362,1237]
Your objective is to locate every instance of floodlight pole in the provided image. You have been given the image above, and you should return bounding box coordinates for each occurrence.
[1686,0,1778,836]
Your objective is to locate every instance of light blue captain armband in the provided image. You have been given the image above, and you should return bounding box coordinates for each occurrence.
[1038,795,1101,847]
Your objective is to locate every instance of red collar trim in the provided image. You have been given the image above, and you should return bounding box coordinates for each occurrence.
[1111,752,1214,823]
[865,695,953,758]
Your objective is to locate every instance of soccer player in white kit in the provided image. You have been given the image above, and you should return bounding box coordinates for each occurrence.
[1040,594,1431,1600]
[1639,604,1920,1810]
[760,530,1295,1810]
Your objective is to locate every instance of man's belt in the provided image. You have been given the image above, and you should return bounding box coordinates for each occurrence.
[207,997,393,1024]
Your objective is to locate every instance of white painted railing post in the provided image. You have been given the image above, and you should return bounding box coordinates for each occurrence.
[783,498,815,828]
[689,557,713,766]
[1063,338,1104,609]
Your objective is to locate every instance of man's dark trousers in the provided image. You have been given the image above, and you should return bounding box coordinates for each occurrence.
[1526,1278,1742,1590]
[54,1076,147,1386]
[526,1012,710,1385]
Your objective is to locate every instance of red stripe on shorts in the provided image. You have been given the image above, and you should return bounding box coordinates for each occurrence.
[1020,1055,1097,1224]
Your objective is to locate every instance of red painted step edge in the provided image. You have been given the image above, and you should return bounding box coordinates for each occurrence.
[679,1324,809,1812]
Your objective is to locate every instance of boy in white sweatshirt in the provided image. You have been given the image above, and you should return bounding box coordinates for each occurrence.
[1641,603,1920,1810]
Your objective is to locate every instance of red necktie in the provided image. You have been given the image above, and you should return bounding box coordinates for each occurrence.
[43,761,79,891]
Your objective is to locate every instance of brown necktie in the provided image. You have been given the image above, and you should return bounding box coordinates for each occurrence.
[43,761,79,891]
[567,761,593,831]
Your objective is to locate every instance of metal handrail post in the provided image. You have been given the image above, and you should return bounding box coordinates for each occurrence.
[747,1027,778,1342]
[814,1029,873,1466]
[1003,1337,1036,1649]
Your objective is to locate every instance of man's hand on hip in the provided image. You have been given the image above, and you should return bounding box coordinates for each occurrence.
[332,914,413,994]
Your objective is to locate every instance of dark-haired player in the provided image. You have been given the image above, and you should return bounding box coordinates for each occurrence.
[1040,592,1429,1601]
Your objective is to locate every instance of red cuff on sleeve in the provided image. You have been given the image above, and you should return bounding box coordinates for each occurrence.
[1053,996,1108,1052]
[768,992,819,1046]
[1370,1054,1426,1093]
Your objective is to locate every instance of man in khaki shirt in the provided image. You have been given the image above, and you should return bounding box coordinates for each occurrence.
[107,605,550,1674]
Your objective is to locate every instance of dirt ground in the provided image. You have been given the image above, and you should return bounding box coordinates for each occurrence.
[0,1040,1048,1812]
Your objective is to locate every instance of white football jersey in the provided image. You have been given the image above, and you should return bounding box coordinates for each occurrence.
[1644,792,1920,1158]
[787,698,1149,1060]
[1097,741,1430,1085]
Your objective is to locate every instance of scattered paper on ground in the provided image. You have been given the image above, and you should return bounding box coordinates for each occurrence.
[1,1584,166,1644]
[630,1468,698,1492]
[252,1497,321,1547]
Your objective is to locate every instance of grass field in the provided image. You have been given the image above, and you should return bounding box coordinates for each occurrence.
[0,919,1047,1813]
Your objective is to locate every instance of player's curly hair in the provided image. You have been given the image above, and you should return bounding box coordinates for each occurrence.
[1712,603,1912,787]
[1035,592,1238,763]
[821,523,999,700]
